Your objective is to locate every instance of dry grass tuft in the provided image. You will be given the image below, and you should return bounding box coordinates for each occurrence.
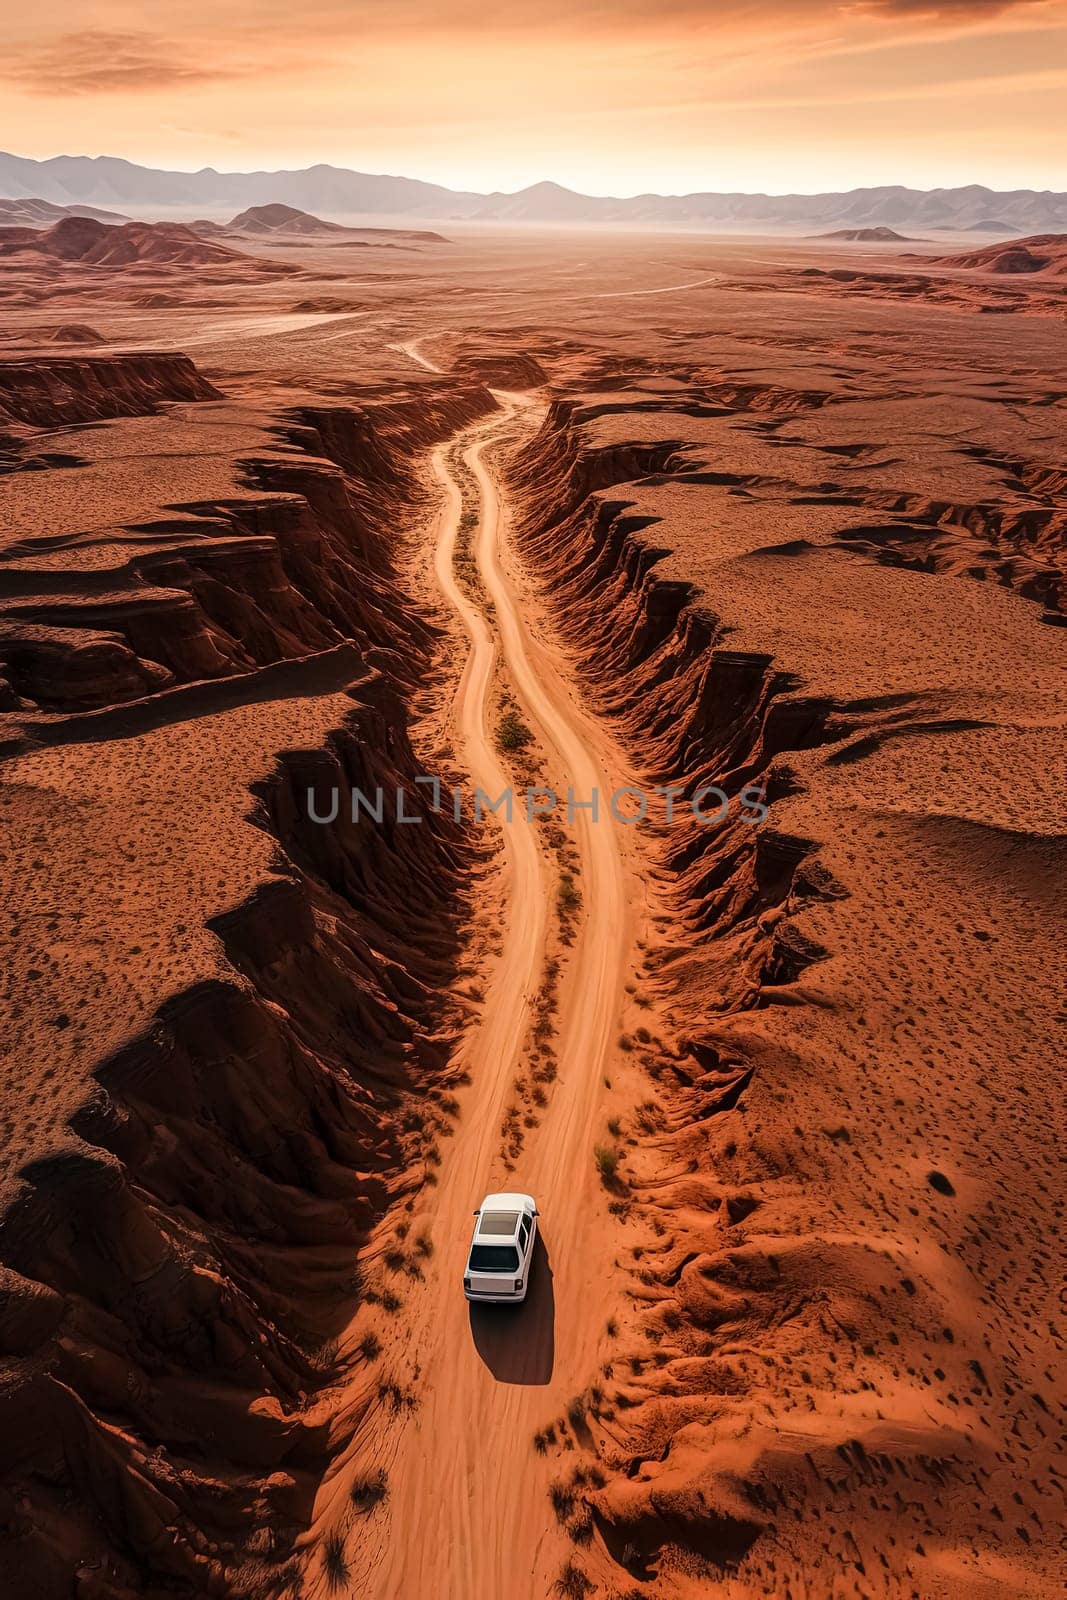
[323,1531,348,1590]
[594,1144,619,1184]
[350,1466,389,1513]
[553,1560,594,1598]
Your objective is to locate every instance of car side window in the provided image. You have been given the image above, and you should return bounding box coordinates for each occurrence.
[519,1217,530,1251]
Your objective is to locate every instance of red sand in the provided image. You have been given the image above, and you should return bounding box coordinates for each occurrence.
[0,228,1063,1600]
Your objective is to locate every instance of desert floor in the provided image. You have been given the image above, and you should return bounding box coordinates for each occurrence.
[0,224,1064,1600]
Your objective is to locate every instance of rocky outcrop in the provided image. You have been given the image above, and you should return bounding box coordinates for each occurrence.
[0,688,470,1598]
[0,353,220,429]
[0,381,495,719]
[0,215,287,272]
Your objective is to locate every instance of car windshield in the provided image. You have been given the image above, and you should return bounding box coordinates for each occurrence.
[469,1244,520,1273]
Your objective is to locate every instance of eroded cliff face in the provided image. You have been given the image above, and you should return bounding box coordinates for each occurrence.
[0,353,222,433]
[0,376,493,719]
[505,397,1064,1597]
[0,358,493,1597]
[1,704,469,1599]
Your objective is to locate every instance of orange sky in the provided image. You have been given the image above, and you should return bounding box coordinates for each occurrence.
[3,1,1066,193]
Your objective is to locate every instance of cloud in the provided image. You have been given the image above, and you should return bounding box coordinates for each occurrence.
[164,0,1056,33]
[0,31,245,95]
[851,0,1040,14]
[161,122,245,142]
[3,1,1059,103]
[376,0,1053,20]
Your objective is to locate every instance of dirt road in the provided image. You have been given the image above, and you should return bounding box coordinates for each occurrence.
[308,398,644,1598]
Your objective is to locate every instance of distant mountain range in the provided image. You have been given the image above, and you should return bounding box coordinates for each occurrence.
[2,152,1065,233]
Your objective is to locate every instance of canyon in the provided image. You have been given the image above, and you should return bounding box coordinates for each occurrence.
[0,221,1064,1600]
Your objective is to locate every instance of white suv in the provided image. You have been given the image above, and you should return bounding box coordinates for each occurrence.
[464,1192,538,1303]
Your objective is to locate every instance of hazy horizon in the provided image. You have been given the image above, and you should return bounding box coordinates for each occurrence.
[4,2,1067,197]
[5,147,1067,201]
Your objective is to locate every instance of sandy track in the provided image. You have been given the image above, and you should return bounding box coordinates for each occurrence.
[127,310,353,350]
[311,398,639,1599]
[392,334,443,371]
[583,271,721,298]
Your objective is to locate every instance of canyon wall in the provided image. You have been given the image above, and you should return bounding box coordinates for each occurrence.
[0,358,493,1597]
[506,390,1064,1596]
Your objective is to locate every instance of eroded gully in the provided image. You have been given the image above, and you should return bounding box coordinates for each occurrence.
[307,393,644,1599]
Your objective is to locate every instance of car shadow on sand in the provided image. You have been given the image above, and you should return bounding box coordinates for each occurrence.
[468,1233,555,1384]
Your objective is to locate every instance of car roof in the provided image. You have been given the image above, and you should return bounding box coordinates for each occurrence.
[478,1191,536,1211]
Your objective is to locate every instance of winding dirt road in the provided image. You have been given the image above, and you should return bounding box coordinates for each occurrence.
[310,397,645,1598]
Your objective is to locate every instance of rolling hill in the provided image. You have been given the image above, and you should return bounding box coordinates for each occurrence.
[813,226,917,242]
[932,232,1067,275]
[0,214,289,270]
[0,195,130,227]
[226,202,348,235]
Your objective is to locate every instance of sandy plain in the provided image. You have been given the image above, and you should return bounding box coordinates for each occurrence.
[0,220,1064,1600]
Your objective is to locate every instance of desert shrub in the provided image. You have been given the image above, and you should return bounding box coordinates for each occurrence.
[553,1561,594,1598]
[549,1479,575,1522]
[568,1501,594,1544]
[634,1099,666,1134]
[378,1379,417,1413]
[350,1467,389,1513]
[594,1145,618,1184]
[323,1531,348,1590]
[558,873,581,911]
[497,709,534,752]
